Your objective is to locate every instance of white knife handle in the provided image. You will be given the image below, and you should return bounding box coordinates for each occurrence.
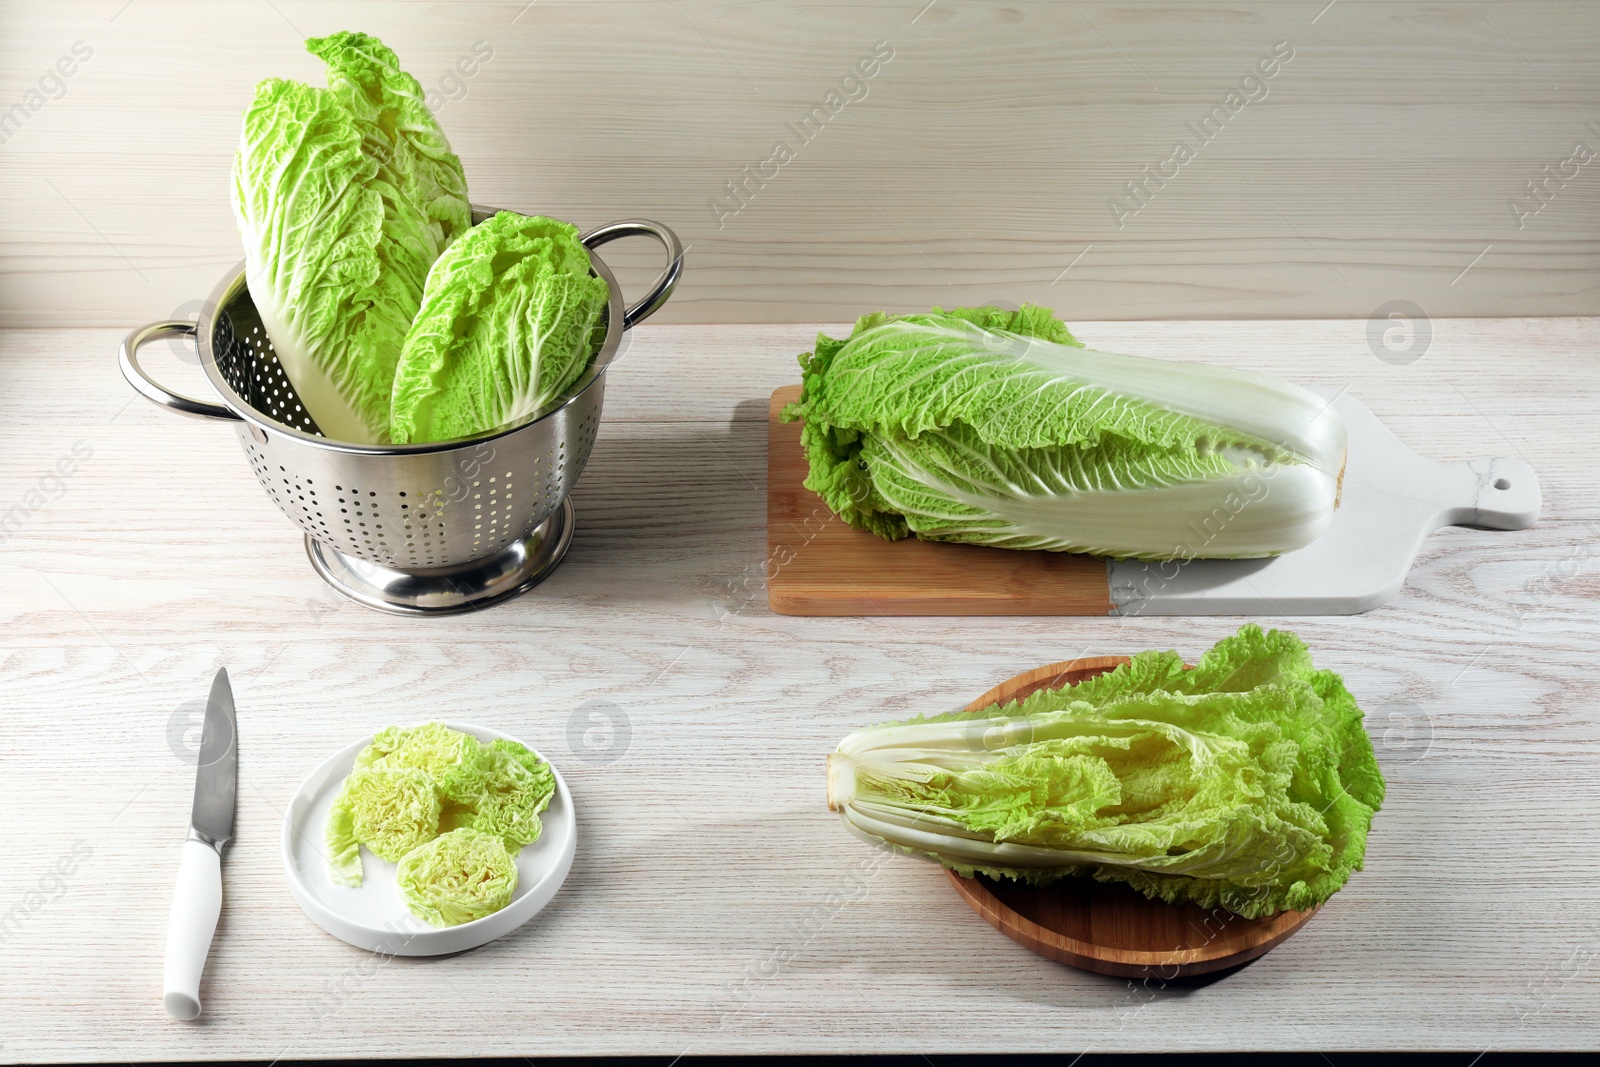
[163,838,222,1020]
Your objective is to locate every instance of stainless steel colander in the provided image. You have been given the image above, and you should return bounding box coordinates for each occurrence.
[119,214,682,615]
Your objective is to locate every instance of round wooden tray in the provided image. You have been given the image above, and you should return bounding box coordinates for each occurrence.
[945,655,1318,979]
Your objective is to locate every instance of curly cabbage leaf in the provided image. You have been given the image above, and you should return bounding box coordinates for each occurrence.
[231,33,468,444]
[780,306,1347,560]
[325,790,363,887]
[307,32,471,251]
[446,738,557,848]
[396,827,518,927]
[827,625,1384,918]
[353,721,482,799]
[389,212,609,444]
[337,768,442,868]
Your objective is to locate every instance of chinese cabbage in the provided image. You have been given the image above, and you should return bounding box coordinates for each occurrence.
[324,723,555,886]
[826,625,1384,918]
[231,33,469,443]
[389,212,608,444]
[447,738,557,848]
[781,306,1347,560]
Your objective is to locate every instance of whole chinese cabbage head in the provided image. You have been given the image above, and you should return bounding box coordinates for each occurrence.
[781,305,1347,560]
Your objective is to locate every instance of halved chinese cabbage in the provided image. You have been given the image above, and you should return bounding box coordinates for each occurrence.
[231,33,469,444]
[827,625,1384,918]
[389,212,609,444]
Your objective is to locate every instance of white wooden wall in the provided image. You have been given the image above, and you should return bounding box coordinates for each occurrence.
[1,0,1596,327]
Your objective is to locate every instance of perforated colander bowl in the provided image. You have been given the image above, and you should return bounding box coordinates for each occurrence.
[120,215,682,615]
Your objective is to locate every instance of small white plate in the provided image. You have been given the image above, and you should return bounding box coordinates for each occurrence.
[282,722,576,956]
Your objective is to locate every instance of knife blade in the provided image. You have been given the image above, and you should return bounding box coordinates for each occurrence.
[190,668,237,846]
[162,667,237,1020]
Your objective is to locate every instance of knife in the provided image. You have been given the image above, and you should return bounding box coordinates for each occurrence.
[162,667,237,1021]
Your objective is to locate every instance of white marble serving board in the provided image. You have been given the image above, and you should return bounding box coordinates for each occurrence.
[1106,393,1542,615]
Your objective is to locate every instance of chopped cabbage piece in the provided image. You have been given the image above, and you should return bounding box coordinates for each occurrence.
[449,739,557,848]
[323,723,556,892]
[325,790,363,887]
[396,827,518,927]
[341,767,442,864]
[354,721,483,801]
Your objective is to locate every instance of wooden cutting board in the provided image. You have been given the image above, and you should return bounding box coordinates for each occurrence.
[766,384,1540,616]
[767,386,1111,615]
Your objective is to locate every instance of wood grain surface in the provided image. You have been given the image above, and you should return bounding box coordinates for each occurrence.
[945,655,1319,979]
[766,385,1113,616]
[0,318,1598,1059]
[2,1,1599,327]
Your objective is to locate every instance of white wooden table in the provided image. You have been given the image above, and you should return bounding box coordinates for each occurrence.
[1,318,1597,1060]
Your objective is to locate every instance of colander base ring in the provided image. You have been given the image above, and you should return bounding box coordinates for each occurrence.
[304,499,575,616]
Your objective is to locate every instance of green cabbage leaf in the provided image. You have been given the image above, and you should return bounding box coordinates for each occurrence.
[334,767,442,869]
[354,721,479,793]
[446,739,558,848]
[307,32,472,251]
[396,827,518,927]
[324,789,363,887]
[389,212,609,444]
[780,306,1347,559]
[827,625,1384,918]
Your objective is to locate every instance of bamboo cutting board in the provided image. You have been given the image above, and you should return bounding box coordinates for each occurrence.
[766,385,1540,616]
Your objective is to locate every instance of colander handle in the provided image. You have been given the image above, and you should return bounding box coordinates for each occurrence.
[119,321,242,423]
[581,219,683,330]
